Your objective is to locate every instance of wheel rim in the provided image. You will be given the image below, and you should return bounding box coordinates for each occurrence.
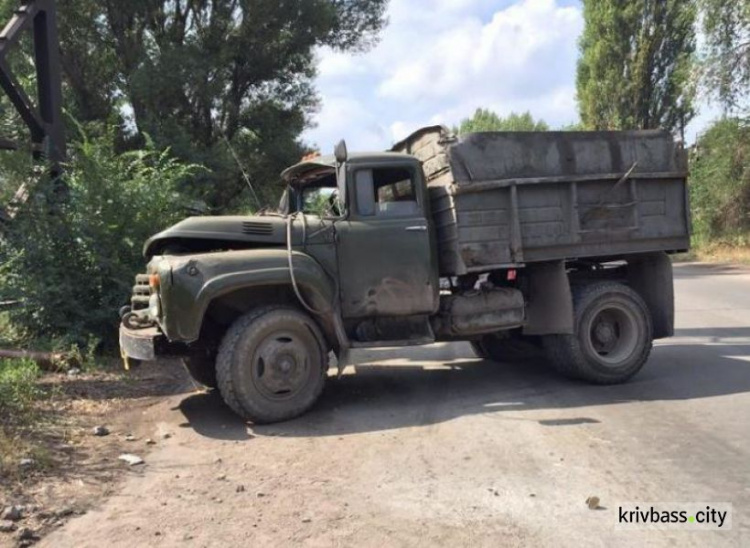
[251,330,312,401]
[584,303,640,367]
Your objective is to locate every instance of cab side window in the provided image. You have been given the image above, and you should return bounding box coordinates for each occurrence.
[356,167,419,217]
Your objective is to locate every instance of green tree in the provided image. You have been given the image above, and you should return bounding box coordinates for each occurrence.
[699,0,750,111]
[0,0,389,211]
[456,109,549,134]
[690,117,750,243]
[0,125,202,348]
[576,0,697,136]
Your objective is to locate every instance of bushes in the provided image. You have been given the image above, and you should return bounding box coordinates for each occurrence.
[690,117,750,246]
[0,359,41,420]
[0,125,201,350]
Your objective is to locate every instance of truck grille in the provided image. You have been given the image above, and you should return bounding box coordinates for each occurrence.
[131,274,151,311]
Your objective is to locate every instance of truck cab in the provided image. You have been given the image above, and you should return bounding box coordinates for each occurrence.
[285,152,440,323]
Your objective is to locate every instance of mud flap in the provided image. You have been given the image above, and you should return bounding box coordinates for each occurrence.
[522,261,574,336]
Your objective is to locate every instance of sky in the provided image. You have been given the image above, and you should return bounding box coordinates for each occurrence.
[303,0,722,153]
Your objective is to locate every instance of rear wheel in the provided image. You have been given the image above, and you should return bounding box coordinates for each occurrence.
[216,306,328,424]
[544,282,653,384]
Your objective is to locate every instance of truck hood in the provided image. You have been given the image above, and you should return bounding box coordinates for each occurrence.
[144,215,330,258]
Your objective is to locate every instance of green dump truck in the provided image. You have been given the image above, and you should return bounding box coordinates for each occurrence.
[120,126,691,424]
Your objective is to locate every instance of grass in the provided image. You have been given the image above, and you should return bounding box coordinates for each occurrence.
[0,358,42,416]
[677,233,750,265]
[0,358,45,478]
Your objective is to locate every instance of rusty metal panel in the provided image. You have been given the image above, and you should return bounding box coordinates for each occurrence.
[394,126,691,276]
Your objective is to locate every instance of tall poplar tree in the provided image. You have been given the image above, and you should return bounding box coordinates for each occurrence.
[576,0,697,137]
[699,0,750,111]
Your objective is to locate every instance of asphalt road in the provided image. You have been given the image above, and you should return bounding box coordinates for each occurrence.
[44,263,750,547]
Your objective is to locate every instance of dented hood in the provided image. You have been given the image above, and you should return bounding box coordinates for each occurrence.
[144,214,335,258]
[144,215,288,257]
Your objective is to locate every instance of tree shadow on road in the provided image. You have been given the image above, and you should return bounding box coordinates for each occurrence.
[177,327,750,439]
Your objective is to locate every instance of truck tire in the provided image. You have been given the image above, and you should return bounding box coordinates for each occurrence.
[471,330,541,362]
[544,282,653,384]
[216,306,328,424]
[182,353,218,389]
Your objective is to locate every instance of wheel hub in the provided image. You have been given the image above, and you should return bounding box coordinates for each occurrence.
[253,335,310,399]
[595,322,616,345]
[586,304,640,366]
[278,356,295,374]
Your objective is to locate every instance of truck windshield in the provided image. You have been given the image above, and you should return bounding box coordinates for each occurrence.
[302,186,339,215]
[287,170,340,217]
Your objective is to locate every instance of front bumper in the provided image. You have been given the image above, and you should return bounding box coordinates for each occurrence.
[119,325,163,361]
[119,324,191,361]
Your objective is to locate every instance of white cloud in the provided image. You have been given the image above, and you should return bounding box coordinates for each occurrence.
[308,95,390,153]
[305,0,583,151]
[378,0,581,104]
[304,0,716,151]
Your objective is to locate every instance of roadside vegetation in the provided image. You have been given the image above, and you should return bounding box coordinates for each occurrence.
[690,118,750,261]
[0,358,45,478]
[0,128,200,351]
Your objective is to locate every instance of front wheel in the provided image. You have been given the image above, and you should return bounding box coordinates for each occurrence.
[182,351,218,389]
[216,306,328,424]
[544,282,653,384]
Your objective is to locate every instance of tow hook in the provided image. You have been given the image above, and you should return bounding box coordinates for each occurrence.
[121,308,156,330]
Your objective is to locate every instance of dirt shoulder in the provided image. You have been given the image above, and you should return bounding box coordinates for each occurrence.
[0,360,191,547]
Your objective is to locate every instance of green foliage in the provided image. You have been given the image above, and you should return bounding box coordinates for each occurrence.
[456,109,550,134]
[699,0,750,111]
[49,0,389,211]
[0,313,21,347]
[577,0,697,134]
[0,359,41,420]
[559,121,587,132]
[690,117,750,243]
[0,124,202,348]
[0,358,46,479]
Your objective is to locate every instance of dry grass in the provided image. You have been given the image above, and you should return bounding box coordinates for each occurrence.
[1,360,187,504]
[674,243,750,265]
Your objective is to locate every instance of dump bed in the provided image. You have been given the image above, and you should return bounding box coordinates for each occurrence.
[392,126,691,276]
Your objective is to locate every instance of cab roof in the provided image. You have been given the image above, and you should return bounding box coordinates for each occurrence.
[281,151,414,183]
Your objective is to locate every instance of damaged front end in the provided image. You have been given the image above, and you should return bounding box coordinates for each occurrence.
[119,256,182,368]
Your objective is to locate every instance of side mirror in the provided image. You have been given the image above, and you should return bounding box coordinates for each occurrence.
[334,140,348,164]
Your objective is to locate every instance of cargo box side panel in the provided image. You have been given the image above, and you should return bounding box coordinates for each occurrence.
[446,130,680,184]
[517,178,690,262]
[577,179,638,235]
[400,126,691,275]
[430,186,517,276]
[516,184,576,250]
[637,178,691,240]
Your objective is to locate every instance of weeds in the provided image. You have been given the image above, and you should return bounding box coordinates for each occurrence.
[0,358,42,420]
[0,358,45,478]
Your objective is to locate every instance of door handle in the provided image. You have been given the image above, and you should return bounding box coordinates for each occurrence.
[405,226,428,232]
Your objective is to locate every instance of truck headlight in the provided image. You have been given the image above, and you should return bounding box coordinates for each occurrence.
[149,294,162,319]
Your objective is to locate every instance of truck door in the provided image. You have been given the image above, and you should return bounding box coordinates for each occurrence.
[335,163,439,319]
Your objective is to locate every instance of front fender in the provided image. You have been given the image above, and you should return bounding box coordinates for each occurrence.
[160,249,336,343]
